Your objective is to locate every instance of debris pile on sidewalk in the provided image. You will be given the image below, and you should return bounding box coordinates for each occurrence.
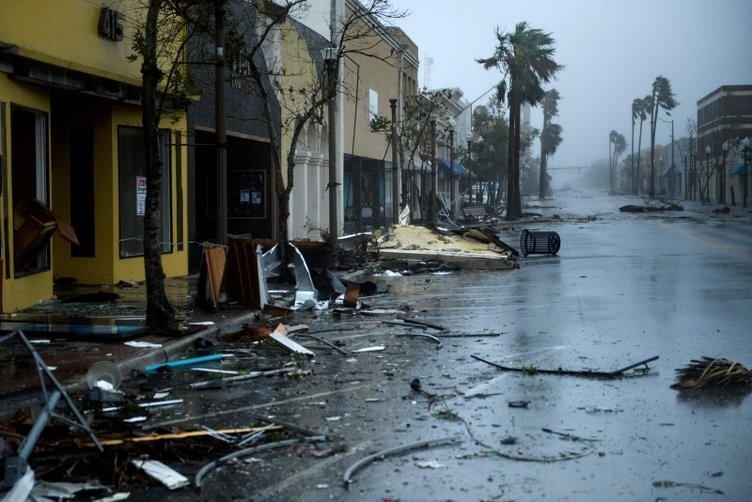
[375,225,518,270]
[0,323,333,498]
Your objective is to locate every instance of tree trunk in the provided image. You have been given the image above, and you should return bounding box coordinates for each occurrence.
[142,0,175,332]
[506,102,522,220]
[649,97,658,198]
[539,139,547,200]
[631,121,636,194]
[636,121,644,194]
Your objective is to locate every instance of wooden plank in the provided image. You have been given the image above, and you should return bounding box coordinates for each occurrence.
[270,323,314,356]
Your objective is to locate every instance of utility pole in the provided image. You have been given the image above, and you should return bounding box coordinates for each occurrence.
[324,49,338,249]
[448,127,455,219]
[467,139,473,204]
[390,98,399,224]
[431,119,437,225]
[214,0,227,246]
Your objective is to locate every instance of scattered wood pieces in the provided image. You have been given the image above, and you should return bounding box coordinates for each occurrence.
[270,324,314,356]
[97,425,283,446]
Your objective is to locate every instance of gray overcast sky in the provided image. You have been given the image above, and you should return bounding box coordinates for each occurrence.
[388,0,752,168]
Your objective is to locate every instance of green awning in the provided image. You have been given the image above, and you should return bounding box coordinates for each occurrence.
[730,163,748,176]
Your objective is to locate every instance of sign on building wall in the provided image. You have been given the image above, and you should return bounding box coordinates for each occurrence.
[136,176,147,216]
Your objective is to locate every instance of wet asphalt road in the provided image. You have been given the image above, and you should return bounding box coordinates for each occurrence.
[132,189,752,501]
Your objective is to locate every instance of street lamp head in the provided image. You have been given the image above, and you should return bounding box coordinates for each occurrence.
[705,145,711,155]
[321,47,336,63]
[743,137,750,147]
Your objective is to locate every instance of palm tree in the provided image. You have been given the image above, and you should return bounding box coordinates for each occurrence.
[633,95,651,194]
[539,89,561,199]
[609,130,627,193]
[478,22,563,220]
[648,76,678,197]
[631,99,643,194]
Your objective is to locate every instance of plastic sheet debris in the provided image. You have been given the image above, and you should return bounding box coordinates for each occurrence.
[125,341,163,348]
[351,346,385,353]
[131,459,189,490]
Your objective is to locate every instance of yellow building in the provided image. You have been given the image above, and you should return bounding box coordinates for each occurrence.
[0,0,189,312]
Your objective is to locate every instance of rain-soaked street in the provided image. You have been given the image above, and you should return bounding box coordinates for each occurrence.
[117,188,752,502]
[4,189,751,502]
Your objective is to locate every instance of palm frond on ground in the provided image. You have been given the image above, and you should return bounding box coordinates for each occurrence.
[672,357,752,389]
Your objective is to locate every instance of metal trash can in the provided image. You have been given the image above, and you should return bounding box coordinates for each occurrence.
[520,229,561,257]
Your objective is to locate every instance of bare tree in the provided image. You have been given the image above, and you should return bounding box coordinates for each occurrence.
[228,0,406,257]
[132,0,207,331]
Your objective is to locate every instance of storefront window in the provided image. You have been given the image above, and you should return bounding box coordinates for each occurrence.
[117,126,172,257]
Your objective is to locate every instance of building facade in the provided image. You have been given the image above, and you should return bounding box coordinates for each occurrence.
[0,0,189,312]
[697,85,752,206]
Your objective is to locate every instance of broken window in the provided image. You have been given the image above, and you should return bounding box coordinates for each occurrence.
[11,105,49,276]
[117,126,172,258]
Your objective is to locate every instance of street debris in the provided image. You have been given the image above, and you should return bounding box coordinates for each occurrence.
[395,332,442,347]
[124,340,163,348]
[519,229,561,257]
[342,435,464,488]
[132,458,190,490]
[295,443,346,458]
[671,357,751,389]
[409,378,436,398]
[188,366,305,389]
[195,436,327,488]
[29,479,117,501]
[376,225,518,270]
[351,346,385,353]
[145,353,225,373]
[472,354,659,379]
[1,330,103,491]
[398,317,446,331]
[269,323,314,356]
[415,460,444,469]
[619,196,683,213]
[652,479,724,495]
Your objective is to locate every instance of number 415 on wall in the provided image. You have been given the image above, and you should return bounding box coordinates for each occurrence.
[98,7,124,41]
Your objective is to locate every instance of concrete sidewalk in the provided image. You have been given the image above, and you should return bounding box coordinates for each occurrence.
[1,275,261,403]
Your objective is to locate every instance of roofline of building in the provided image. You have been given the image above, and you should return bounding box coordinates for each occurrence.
[697,84,752,107]
[345,0,419,69]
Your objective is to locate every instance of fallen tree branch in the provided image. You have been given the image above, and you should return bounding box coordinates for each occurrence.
[397,317,446,331]
[652,480,724,495]
[471,355,659,379]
